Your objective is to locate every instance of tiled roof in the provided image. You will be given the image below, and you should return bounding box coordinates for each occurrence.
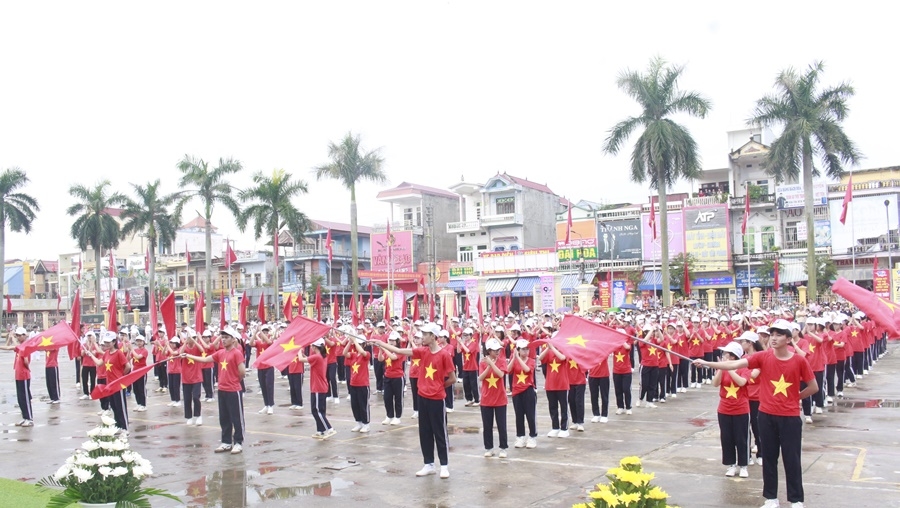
[502,172,556,195]
[311,219,373,235]
[181,215,217,231]
[376,181,458,200]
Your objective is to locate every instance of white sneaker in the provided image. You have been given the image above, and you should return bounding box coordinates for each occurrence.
[484,449,495,457]
[205,398,215,403]
[646,402,657,408]
[498,449,507,458]
[266,406,274,415]
[346,395,351,400]
[757,457,763,466]
[334,397,340,404]
[514,436,526,448]
[635,400,641,407]
[187,418,194,425]
[751,444,758,454]
[324,428,337,438]
[725,465,737,477]
[195,416,203,426]
[390,418,401,425]
[359,424,370,433]
[576,424,584,432]
[826,395,834,402]
[749,457,755,465]
[837,391,844,397]
[790,503,804,508]
[705,379,711,384]
[416,464,436,477]
[258,407,268,414]
[446,408,454,413]
[739,466,749,478]
[547,429,560,438]
[351,423,362,432]
[591,416,601,423]
[760,499,780,508]
[615,408,624,415]
[440,466,450,479]
[526,437,537,448]
[558,429,570,438]
[79,394,90,400]
[600,417,608,423]
[805,416,813,424]
[626,409,632,415]
[814,407,823,414]
[412,411,418,419]
[134,405,146,412]
[214,444,232,453]
[382,417,392,425]
[230,443,243,454]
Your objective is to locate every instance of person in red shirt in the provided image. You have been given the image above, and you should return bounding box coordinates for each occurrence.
[131,336,149,412]
[184,327,248,453]
[479,338,509,458]
[86,332,133,432]
[152,328,169,394]
[566,343,587,432]
[45,346,61,404]
[379,331,406,425]
[509,338,537,449]
[407,331,423,419]
[375,322,456,479]
[742,329,764,464]
[588,349,611,424]
[611,331,633,415]
[254,325,276,415]
[199,329,216,402]
[287,340,305,410]
[1,328,33,426]
[181,331,206,426]
[637,325,660,408]
[80,331,99,400]
[324,330,341,403]
[458,327,481,407]
[713,341,751,479]
[343,329,372,433]
[299,338,336,439]
[696,319,817,508]
[538,341,570,437]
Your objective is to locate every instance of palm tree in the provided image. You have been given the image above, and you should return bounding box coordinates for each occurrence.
[748,61,861,301]
[315,133,386,304]
[238,169,311,317]
[603,57,711,306]
[68,181,126,312]
[176,156,243,319]
[0,168,39,316]
[120,180,180,311]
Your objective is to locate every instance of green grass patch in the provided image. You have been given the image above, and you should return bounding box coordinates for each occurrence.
[0,476,58,507]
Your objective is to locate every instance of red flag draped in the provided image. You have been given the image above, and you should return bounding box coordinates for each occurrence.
[283,293,294,321]
[257,294,266,323]
[741,186,750,235]
[325,229,333,264]
[107,292,118,332]
[505,293,512,316]
[412,296,419,322]
[683,261,691,295]
[350,295,358,326]
[774,258,780,290]
[16,321,80,356]
[840,174,853,225]
[315,285,322,321]
[477,296,483,324]
[70,289,81,335]
[239,291,250,328]
[491,296,497,320]
[565,199,573,245]
[649,198,657,240]
[194,291,205,335]
[225,242,237,268]
[91,362,158,400]
[253,316,333,371]
[832,277,900,337]
[220,292,227,329]
[161,292,175,340]
[529,316,630,369]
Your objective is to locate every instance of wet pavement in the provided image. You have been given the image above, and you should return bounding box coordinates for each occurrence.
[3,348,900,508]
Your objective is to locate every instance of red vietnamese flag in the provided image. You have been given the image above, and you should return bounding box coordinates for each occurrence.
[161,291,176,340]
[257,294,266,323]
[283,293,293,321]
[325,229,333,264]
[683,261,691,295]
[832,277,900,337]
[412,296,419,322]
[332,294,339,323]
[564,199,573,246]
[840,174,853,225]
[185,242,191,264]
[529,316,630,369]
[505,293,512,316]
[16,321,81,356]
[315,285,322,321]
[6,294,11,313]
[741,185,750,235]
[429,293,436,322]
[107,291,118,333]
[464,293,470,319]
[491,296,497,320]
[70,289,81,335]
[358,295,365,324]
[383,293,390,322]
[194,291,205,335]
[125,290,131,311]
[774,258,780,291]
[349,294,358,326]
[225,241,237,268]
[252,315,333,371]
[149,289,158,337]
[400,293,407,319]
[649,198,657,240]
[477,295,483,324]
[239,291,250,329]
[91,362,158,400]
[452,294,458,318]
[220,291,227,329]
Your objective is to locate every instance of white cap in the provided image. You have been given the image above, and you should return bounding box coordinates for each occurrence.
[421,323,442,335]
[388,331,402,342]
[451,317,460,322]
[15,326,26,335]
[312,338,325,347]
[376,321,386,328]
[718,341,744,359]
[494,325,504,332]
[514,338,529,349]
[221,326,241,340]
[202,329,212,337]
[756,326,770,335]
[357,324,365,330]
[485,338,503,351]
[414,331,423,339]
[134,335,145,342]
[100,331,117,343]
[170,336,181,343]
[738,331,759,343]
[439,329,450,338]
[691,316,701,323]
[769,319,792,334]
[463,327,474,334]
[509,324,521,331]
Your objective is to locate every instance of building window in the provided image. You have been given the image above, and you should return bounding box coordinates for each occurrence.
[404,207,421,226]
[458,246,473,263]
[743,227,756,255]
[477,245,488,251]
[496,197,515,215]
[475,202,482,219]
[761,226,775,252]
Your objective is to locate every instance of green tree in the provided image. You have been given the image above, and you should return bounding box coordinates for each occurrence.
[120,180,180,310]
[748,61,861,302]
[668,253,697,296]
[68,181,126,312]
[804,254,838,292]
[176,156,243,319]
[603,57,711,306]
[756,258,778,287]
[239,169,311,318]
[0,168,39,322]
[315,133,386,305]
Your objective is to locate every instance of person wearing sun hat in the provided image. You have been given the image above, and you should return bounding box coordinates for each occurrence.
[713,341,751,479]
[739,330,764,464]
[479,338,509,458]
[695,319,817,508]
[0,327,34,426]
[509,337,538,449]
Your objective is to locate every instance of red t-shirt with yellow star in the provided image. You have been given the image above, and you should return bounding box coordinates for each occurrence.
[412,346,454,400]
[717,368,750,415]
[307,352,329,394]
[541,353,570,391]
[384,353,406,379]
[181,345,204,384]
[461,340,479,371]
[746,349,814,417]
[479,357,508,407]
[588,355,610,378]
[345,349,370,387]
[612,344,632,375]
[566,357,587,386]
[14,350,31,381]
[212,347,245,392]
[101,349,128,381]
[509,356,535,396]
[639,340,659,368]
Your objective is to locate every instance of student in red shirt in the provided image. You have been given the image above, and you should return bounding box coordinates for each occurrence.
[742,329,764,465]
[181,331,206,426]
[611,332,633,415]
[199,329,215,402]
[566,344,587,432]
[254,325,276,415]
[287,343,305,410]
[300,338,336,439]
[697,319,817,508]
[713,341,751,479]
[458,328,481,407]
[45,347,61,404]
[538,341,570,437]
[509,338,537,449]
[379,332,406,425]
[637,326,659,408]
[184,327,248,453]
[479,338,509,458]
[588,350,611,424]
[131,336,149,412]
[407,331,423,419]
[343,330,372,433]
[1,328,33,426]
[165,336,183,407]
[86,332,133,432]
[376,323,456,479]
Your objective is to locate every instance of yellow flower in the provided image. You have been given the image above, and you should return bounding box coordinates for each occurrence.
[619,456,642,468]
[572,503,589,508]
[594,483,611,492]
[606,467,624,478]
[618,492,642,506]
[598,490,621,507]
[647,486,668,500]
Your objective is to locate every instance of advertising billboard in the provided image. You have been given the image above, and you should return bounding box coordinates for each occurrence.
[775,182,828,209]
[476,248,557,275]
[556,238,598,262]
[641,210,685,262]
[797,219,832,248]
[371,230,414,272]
[829,194,899,255]
[597,218,642,261]
[683,204,730,273]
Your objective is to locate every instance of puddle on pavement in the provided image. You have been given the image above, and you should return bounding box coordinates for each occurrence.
[833,399,900,409]
[447,424,481,434]
[182,468,355,506]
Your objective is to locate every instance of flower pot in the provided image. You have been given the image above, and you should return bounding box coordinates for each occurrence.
[80,502,118,508]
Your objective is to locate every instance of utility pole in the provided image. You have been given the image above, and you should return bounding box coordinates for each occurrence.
[425,205,436,314]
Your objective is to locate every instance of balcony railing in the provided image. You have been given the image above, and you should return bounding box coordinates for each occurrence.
[684,196,724,207]
[728,193,775,207]
[371,220,424,234]
[479,213,523,226]
[828,179,900,193]
[290,246,370,259]
[447,220,481,233]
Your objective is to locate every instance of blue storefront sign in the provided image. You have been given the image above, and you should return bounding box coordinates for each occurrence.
[692,276,734,287]
[735,268,768,288]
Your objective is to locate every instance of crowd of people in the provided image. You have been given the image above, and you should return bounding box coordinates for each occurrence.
[2,302,891,507]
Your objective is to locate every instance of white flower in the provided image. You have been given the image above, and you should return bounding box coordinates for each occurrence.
[100,415,116,426]
[99,427,118,437]
[121,451,136,463]
[98,466,113,478]
[109,466,128,477]
[108,440,126,451]
[75,456,96,467]
[131,465,148,479]
[82,441,100,451]
[54,464,72,481]
[71,467,93,483]
[86,428,100,437]
[138,458,152,470]
[65,456,76,465]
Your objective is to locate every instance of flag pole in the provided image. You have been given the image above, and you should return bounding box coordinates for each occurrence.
[227,238,232,322]
[746,182,751,306]
[850,171,856,284]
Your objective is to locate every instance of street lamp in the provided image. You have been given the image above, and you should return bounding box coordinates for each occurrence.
[886,199,893,299]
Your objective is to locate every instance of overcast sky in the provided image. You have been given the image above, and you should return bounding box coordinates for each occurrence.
[2,1,896,260]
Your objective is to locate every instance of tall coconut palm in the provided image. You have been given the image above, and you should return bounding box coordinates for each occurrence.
[68,181,126,312]
[0,168,39,320]
[603,57,711,306]
[120,180,180,311]
[748,61,861,301]
[314,133,386,304]
[176,156,243,319]
[238,169,311,317]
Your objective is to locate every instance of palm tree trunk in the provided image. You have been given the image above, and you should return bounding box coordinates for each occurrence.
[273,221,279,321]
[803,147,817,302]
[657,166,671,306]
[350,183,359,305]
[149,237,156,319]
[0,214,6,336]
[205,220,213,324]
[95,248,103,313]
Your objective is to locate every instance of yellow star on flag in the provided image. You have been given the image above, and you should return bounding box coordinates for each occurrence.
[549,360,561,372]
[220,360,228,370]
[105,362,113,372]
[412,358,420,367]
[119,383,128,390]
[351,363,360,374]
[771,374,792,397]
[880,298,900,312]
[568,359,578,369]
[566,335,588,347]
[516,372,528,385]
[486,374,500,388]
[425,363,437,380]
[724,383,740,399]
[39,336,54,347]
[280,337,300,352]
[615,352,625,363]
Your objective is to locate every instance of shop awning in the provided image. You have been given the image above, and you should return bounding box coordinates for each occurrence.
[485,278,517,297]
[444,279,467,292]
[836,265,871,282]
[780,259,807,285]
[638,271,680,291]
[511,277,540,297]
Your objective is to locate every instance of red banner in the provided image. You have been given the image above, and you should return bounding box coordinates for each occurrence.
[598,281,611,309]
[874,269,891,299]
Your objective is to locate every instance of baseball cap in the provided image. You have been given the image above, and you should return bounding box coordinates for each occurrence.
[463,327,474,334]
[387,331,401,342]
[738,331,759,343]
[312,338,325,347]
[769,319,792,334]
[15,327,26,335]
[514,338,529,349]
[221,326,241,340]
[421,323,441,335]
[485,338,502,350]
[101,331,117,343]
[718,341,744,359]
[756,326,770,335]
[509,324,521,332]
